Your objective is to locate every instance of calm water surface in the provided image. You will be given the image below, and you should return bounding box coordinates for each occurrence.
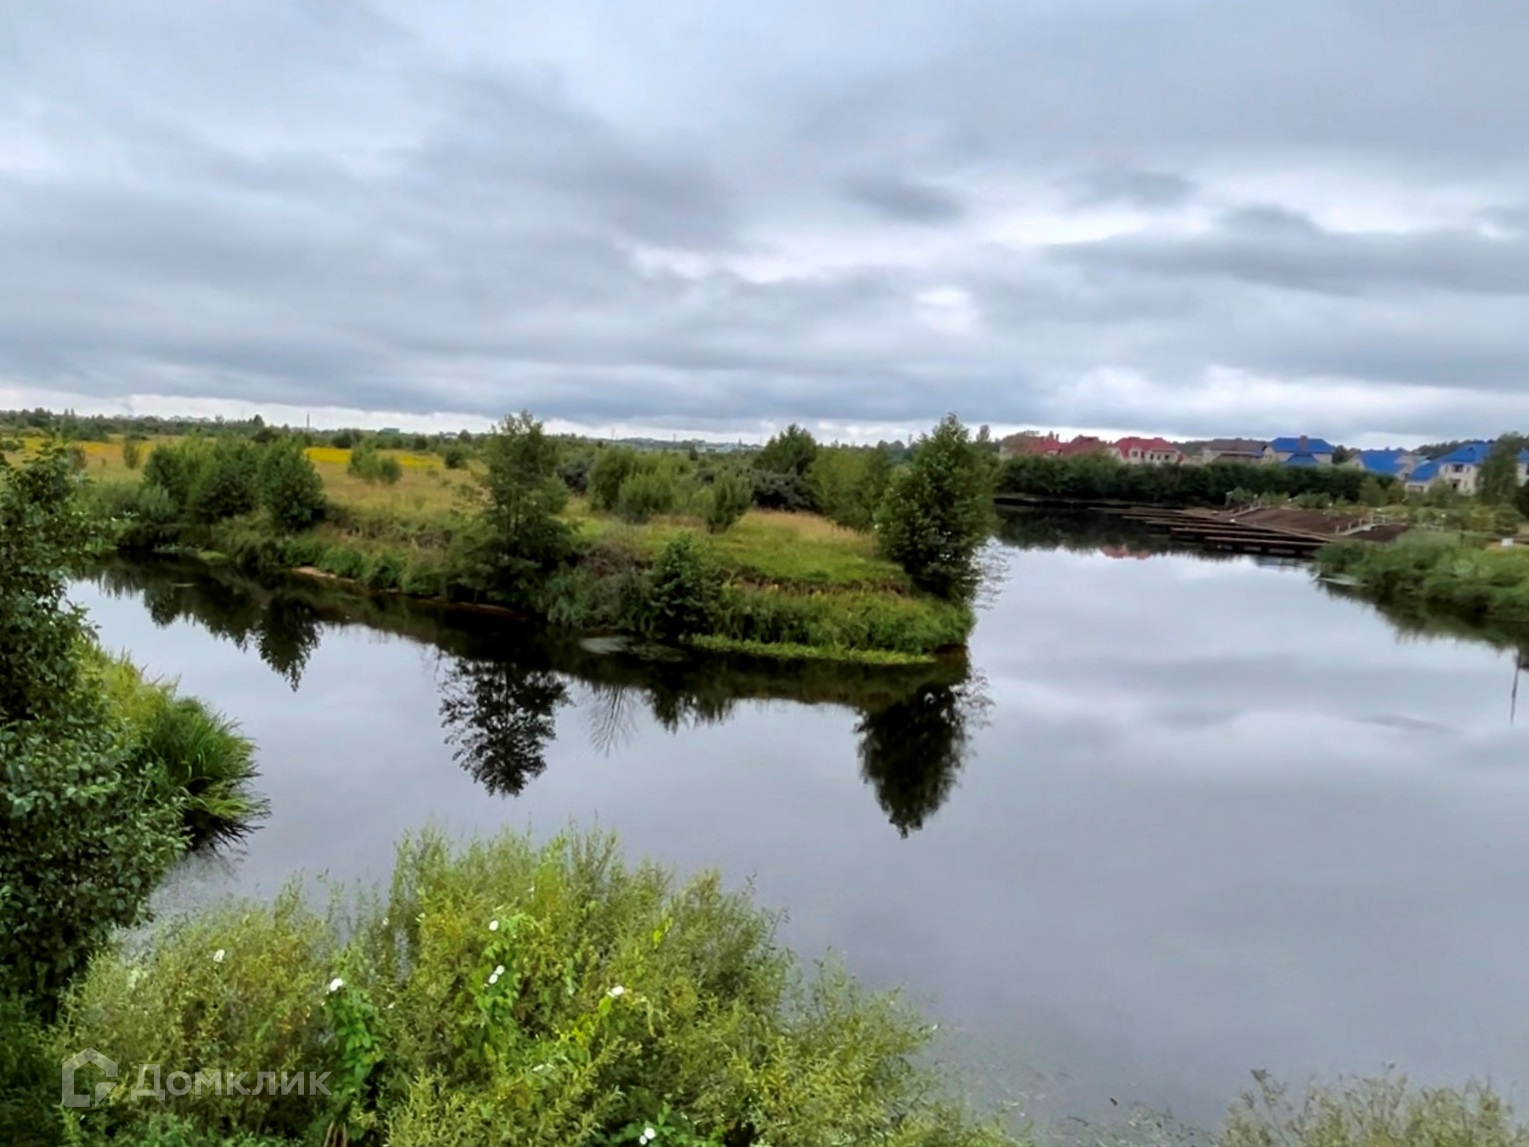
[75,518,1529,1132]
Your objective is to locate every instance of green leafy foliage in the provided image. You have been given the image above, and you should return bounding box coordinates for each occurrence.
[998,453,1384,506]
[121,437,143,470]
[589,447,642,511]
[442,444,470,470]
[616,469,679,522]
[51,828,1016,1147]
[257,438,326,532]
[874,415,997,602]
[1479,435,1526,508]
[0,450,183,1004]
[643,533,723,641]
[703,473,751,534]
[347,439,401,485]
[188,438,260,523]
[755,423,818,478]
[464,411,575,608]
[808,446,892,531]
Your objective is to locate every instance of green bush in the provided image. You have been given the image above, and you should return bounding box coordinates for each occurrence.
[52,828,1015,1147]
[875,415,996,602]
[644,533,723,640]
[589,446,642,510]
[442,444,469,470]
[257,438,326,532]
[189,438,260,524]
[703,473,751,534]
[377,455,403,485]
[121,437,143,470]
[616,468,678,522]
[0,726,184,1004]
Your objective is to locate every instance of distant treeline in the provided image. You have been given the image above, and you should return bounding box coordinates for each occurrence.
[996,454,1389,507]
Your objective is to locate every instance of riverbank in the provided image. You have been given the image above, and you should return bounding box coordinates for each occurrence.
[89,445,971,662]
[1317,533,1529,640]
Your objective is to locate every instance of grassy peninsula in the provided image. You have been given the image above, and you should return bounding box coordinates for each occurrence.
[19,412,996,663]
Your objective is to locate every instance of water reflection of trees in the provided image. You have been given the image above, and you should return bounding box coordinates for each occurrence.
[93,561,323,689]
[856,677,991,836]
[94,559,990,834]
[995,508,1239,562]
[438,658,570,796]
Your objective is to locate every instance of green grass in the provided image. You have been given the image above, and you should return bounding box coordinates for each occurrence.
[1318,533,1529,639]
[687,635,938,664]
[90,648,268,846]
[567,499,910,590]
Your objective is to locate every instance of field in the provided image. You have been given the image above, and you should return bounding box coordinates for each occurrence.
[32,435,913,592]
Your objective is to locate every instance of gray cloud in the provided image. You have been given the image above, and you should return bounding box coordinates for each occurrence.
[1067,168,1197,210]
[842,174,967,223]
[4,0,1529,441]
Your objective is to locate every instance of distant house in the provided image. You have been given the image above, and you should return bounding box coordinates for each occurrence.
[1265,436,1336,466]
[1111,436,1185,465]
[1057,435,1110,457]
[1198,438,1268,464]
[1349,449,1421,479]
[1404,441,1529,494]
[998,432,1112,459]
[998,432,1064,459]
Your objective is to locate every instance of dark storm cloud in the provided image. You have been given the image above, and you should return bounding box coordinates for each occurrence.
[5,0,1529,439]
[841,174,967,223]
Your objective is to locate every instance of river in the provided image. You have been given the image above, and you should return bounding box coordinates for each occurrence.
[74,513,1529,1137]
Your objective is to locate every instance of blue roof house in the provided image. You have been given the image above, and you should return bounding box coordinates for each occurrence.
[1265,436,1336,465]
[1404,441,1529,494]
[1352,448,1422,479]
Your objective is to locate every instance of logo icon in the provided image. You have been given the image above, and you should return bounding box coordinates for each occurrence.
[62,1048,117,1108]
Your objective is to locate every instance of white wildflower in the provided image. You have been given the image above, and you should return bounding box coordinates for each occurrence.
[328,977,344,994]
[212,949,225,964]
[640,1127,657,1145]
[494,964,505,976]
[488,972,500,985]
[488,918,499,932]
[606,985,626,999]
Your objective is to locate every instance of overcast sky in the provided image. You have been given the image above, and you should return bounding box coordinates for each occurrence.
[5,0,1529,445]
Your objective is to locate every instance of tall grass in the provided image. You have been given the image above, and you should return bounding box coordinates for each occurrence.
[1224,1073,1529,1147]
[92,651,268,847]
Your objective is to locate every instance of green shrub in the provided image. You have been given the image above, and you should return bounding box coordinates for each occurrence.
[644,533,723,641]
[442,444,469,470]
[703,473,751,534]
[875,415,996,602]
[616,468,678,522]
[257,438,326,532]
[189,438,260,524]
[0,725,184,1004]
[54,828,1014,1146]
[377,455,403,485]
[121,437,143,470]
[589,446,642,510]
[53,886,344,1141]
